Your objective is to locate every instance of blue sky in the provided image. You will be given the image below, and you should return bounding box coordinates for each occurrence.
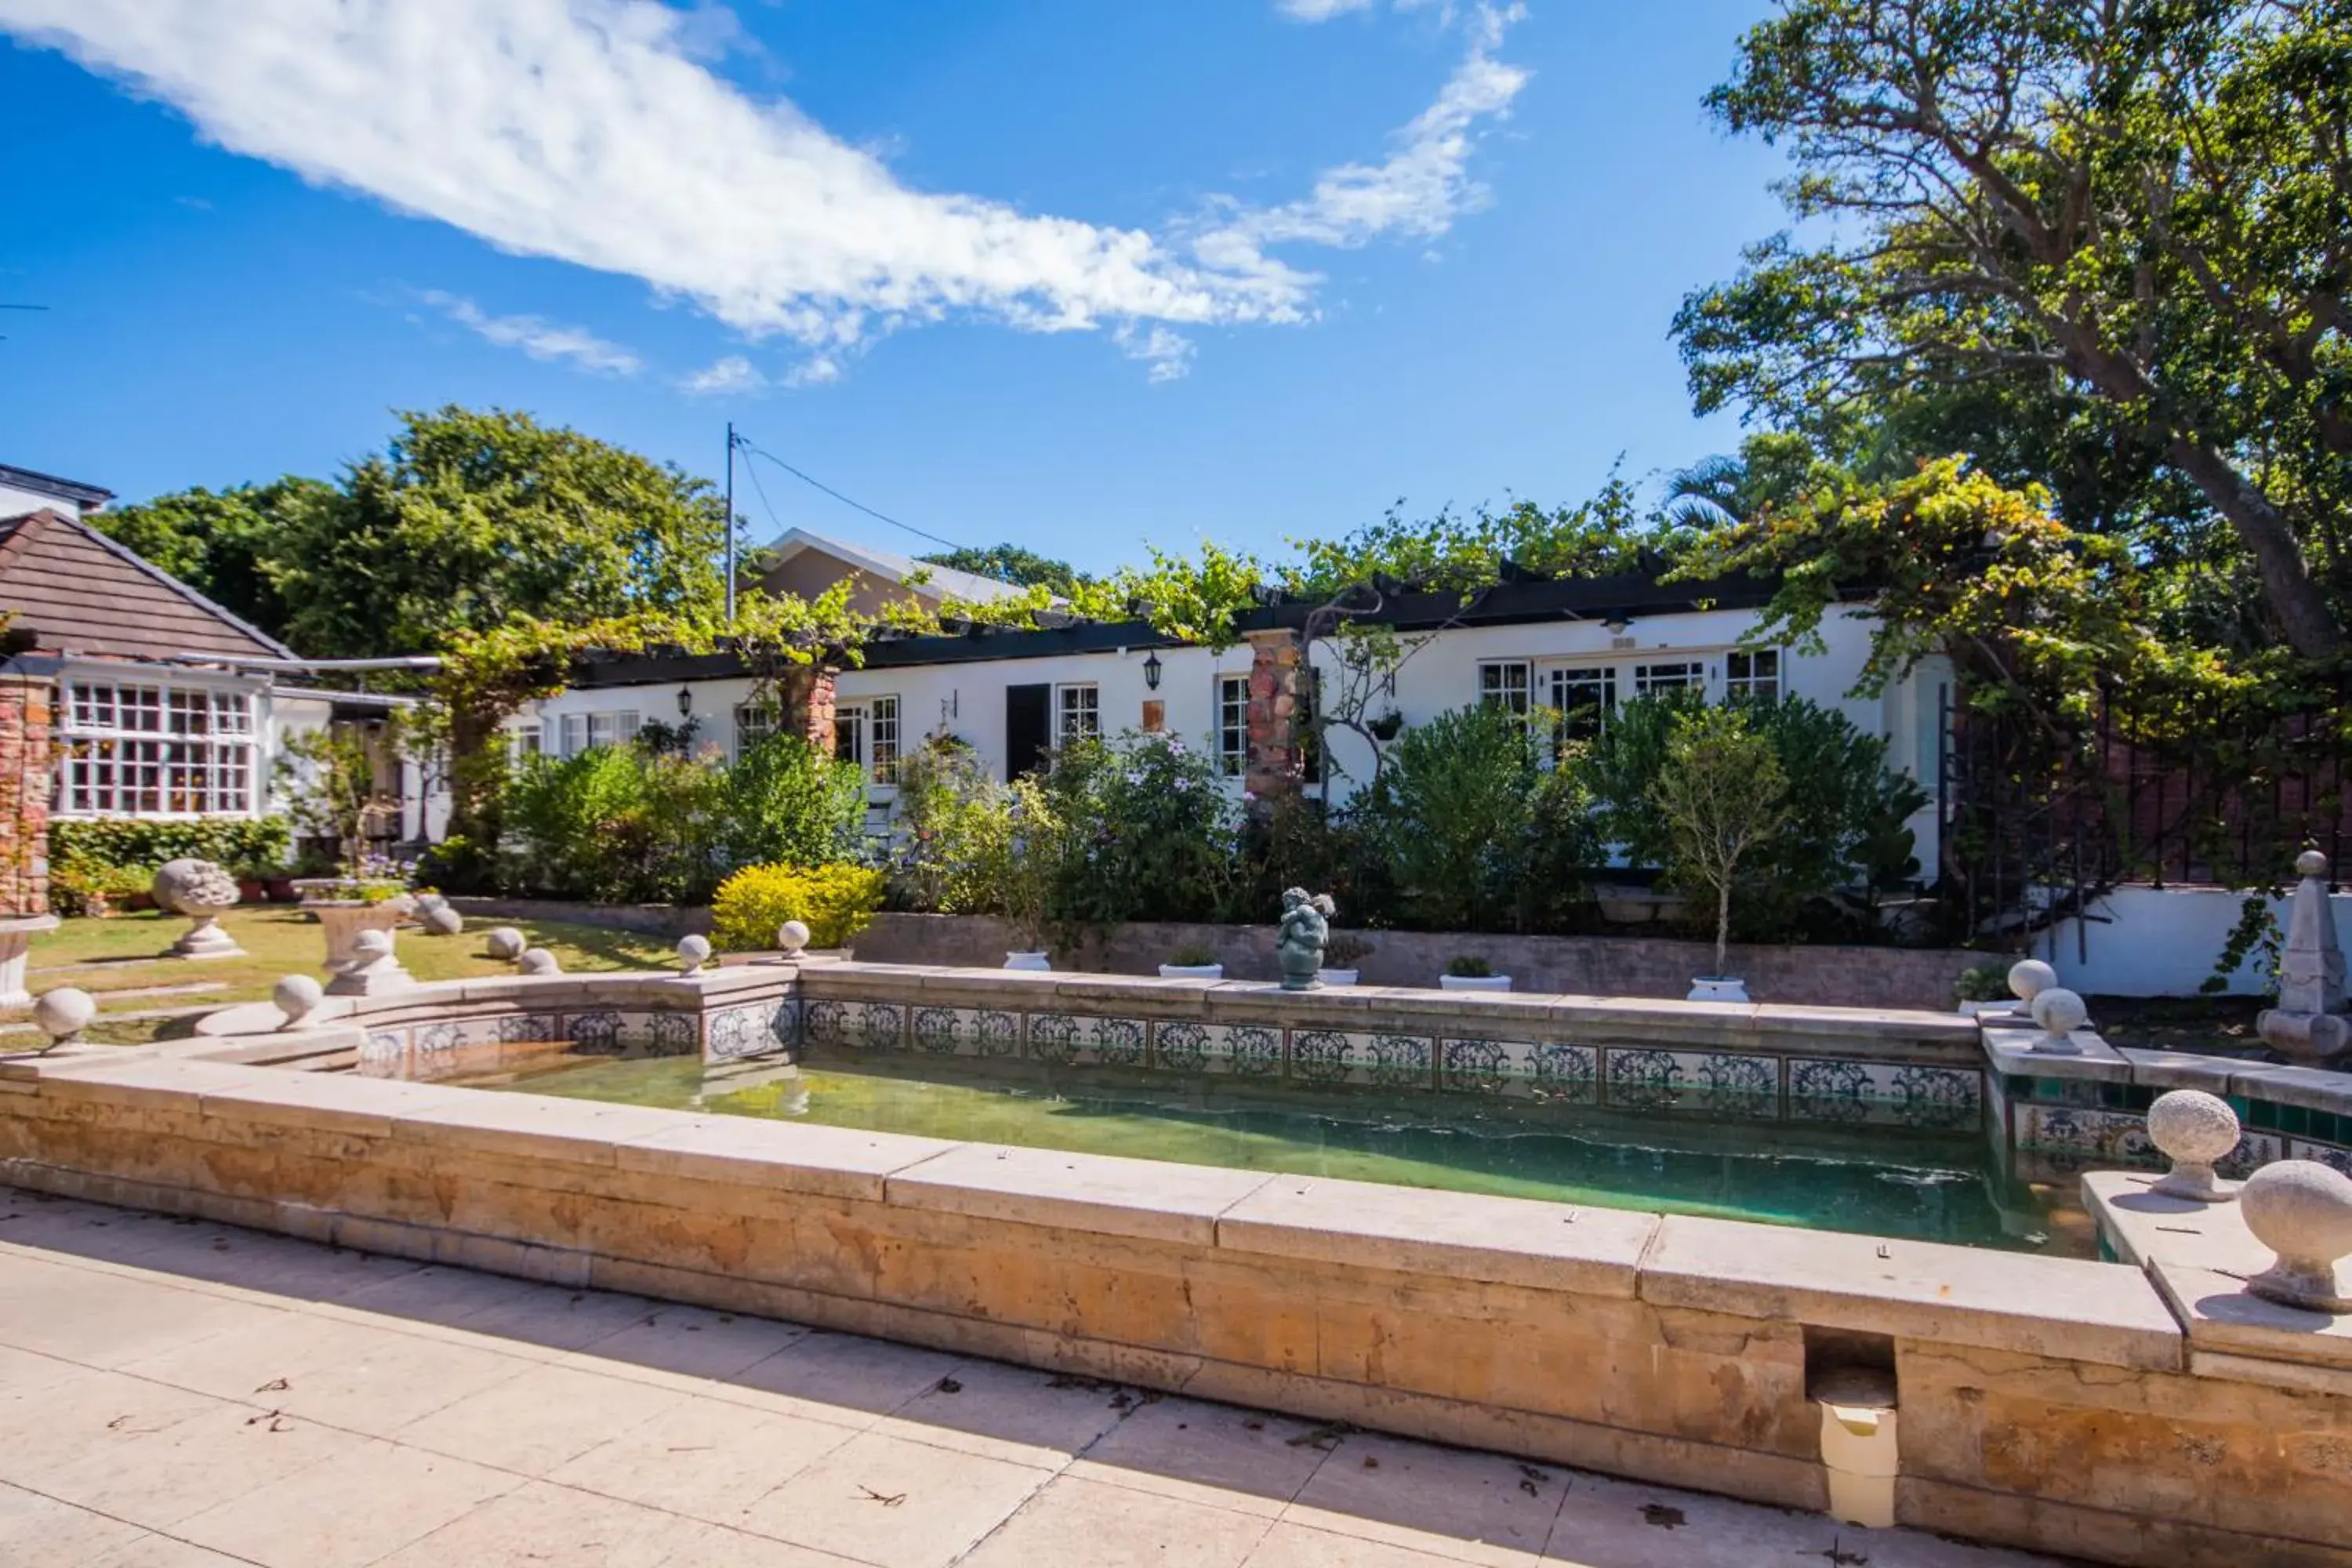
[0,1,1788,575]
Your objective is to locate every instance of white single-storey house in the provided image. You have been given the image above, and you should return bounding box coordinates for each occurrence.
[518,527,1955,880]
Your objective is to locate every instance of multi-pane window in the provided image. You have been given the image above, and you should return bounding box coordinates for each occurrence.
[834,706,866,771]
[556,710,640,757]
[514,726,544,760]
[868,696,901,784]
[1726,649,1781,703]
[59,680,256,817]
[1547,666,1617,743]
[1633,661,1704,698]
[734,702,777,760]
[1478,660,1532,715]
[1054,683,1100,746]
[1216,675,1249,775]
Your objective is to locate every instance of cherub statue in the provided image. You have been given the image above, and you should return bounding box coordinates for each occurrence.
[1276,887,1338,991]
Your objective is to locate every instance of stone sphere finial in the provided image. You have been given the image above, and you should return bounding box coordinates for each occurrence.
[420,904,463,937]
[485,927,527,961]
[517,948,561,976]
[2296,848,2330,880]
[33,987,95,1051]
[677,934,712,976]
[777,920,811,956]
[2147,1089,2241,1202]
[2007,958,2058,1006]
[2028,986,2088,1053]
[2239,1160,2352,1313]
[350,929,394,964]
[273,974,324,1030]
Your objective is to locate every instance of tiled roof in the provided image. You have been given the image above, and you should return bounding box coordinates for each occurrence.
[0,510,296,662]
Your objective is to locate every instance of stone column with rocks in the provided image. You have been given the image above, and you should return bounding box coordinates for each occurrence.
[0,672,56,918]
[1242,628,1303,811]
[779,665,838,754]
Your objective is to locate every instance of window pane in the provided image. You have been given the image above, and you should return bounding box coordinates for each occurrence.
[1479,661,1531,715]
[1217,676,1248,775]
[1057,684,1099,743]
[1548,666,1616,742]
[836,707,866,768]
[870,696,900,783]
[1634,662,1702,696]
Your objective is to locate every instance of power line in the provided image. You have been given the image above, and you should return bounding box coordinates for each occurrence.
[733,436,971,555]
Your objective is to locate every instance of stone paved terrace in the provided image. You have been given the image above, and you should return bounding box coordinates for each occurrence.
[0,1186,2068,1568]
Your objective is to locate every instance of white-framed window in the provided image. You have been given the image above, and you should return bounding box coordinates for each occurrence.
[733,702,777,760]
[1546,666,1617,743]
[1215,674,1249,775]
[555,710,640,758]
[869,695,901,784]
[57,677,256,817]
[1726,648,1781,703]
[1633,661,1704,698]
[1054,683,1100,746]
[1478,659,1532,716]
[513,725,544,760]
[831,696,901,783]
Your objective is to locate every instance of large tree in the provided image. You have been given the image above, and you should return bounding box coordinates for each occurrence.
[276,405,732,658]
[1676,0,2352,659]
[918,543,1089,597]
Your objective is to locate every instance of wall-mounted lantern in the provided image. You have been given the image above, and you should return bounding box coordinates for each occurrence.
[676,684,694,717]
[1142,650,1163,691]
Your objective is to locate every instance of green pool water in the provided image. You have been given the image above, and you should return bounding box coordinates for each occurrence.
[467,1051,2082,1255]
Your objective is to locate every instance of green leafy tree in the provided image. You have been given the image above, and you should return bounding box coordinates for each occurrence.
[1649,705,1794,978]
[90,477,335,641]
[1677,0,2352,659]
[919,544,1090,597]
[275,405,732,659]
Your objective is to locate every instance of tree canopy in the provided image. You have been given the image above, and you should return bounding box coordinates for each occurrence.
[1675,0,2352,659]
[918,543,1090,597]
[91,477,335,643]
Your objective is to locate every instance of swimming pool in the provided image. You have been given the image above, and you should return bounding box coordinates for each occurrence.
[462,1047,2087,1255]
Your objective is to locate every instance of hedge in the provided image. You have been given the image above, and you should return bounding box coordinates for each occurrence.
[49,815,292,875]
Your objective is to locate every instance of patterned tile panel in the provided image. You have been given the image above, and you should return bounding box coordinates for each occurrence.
[1603,1048,1779,1116]
[2289,1138,2352,1178]
[359,1028,408,1077]
[1027,1012,1149,1069]
[705,1000,797,1062]
[1784,1059,1982,1131]
[1287,1029,1434,1090]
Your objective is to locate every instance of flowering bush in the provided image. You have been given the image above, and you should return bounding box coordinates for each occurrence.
[1037,731,1243,927]
[884,739,1017,916]
[711,862,886,951]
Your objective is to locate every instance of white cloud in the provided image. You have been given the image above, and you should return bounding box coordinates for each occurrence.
[0,0,1526,380]
[678,353,765,395]
[419,289,643,374]
[1194,4,1526,274]
[1116,324,1196,383]
[1277,0,1377,18]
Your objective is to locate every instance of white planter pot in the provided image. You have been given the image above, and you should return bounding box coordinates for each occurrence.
[1439,974,1512,993]
[1004,951,1051,971]
[1159,964,1224,980]
[1316,968,1359,987]
[1687,976,1751,1004]
[1955,1000,2016,1018]
[308,901,408,971]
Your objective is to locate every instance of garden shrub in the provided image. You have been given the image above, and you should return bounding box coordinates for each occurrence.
[51,815,292,877]
[495,733,864,905]
[1351,705,1595,932]
[710,862,887,951]
[1579,691,1927,937]
[1035,732,1243,928]
[883,738,1016,915]
[1647,702,1792,974]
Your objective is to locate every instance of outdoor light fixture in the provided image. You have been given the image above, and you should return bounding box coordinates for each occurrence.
[1142,650,1163,690]
[676,684,694,717]
[1602,616,1633,635]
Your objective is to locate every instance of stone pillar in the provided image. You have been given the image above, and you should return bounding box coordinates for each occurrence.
[779,665,838,754]
[1243,628,1304,808]
[0,673,55,917]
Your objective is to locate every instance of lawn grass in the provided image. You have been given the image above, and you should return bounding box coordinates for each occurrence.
[11,905,676,1045]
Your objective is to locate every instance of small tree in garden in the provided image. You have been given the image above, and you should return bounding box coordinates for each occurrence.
[283,726,394,875]
[1649,705,1791,978]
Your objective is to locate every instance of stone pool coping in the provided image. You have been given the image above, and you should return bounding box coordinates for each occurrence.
[5,963,2350,1566]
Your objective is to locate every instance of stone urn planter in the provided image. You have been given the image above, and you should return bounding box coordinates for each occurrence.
[0,913,59,1009]
[1687,976,1751,1004]
[292,880,415,971]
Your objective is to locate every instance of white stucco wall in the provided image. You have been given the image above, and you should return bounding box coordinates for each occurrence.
[0,480,102,520]
[2046,882,2352,999]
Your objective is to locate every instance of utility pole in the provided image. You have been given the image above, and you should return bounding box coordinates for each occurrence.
[724,421,737,626]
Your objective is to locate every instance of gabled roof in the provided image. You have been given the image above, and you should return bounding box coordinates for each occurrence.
[0,463,114,511]
[758,525,1033,604]
[0,509,296,662]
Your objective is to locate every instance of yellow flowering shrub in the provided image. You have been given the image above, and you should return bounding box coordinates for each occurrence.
[710,862,886,952]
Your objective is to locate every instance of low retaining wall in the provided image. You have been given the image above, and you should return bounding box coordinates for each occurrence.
[851,913,1987,1012]
[445,896,712,938]
[2,1032,2346,1566]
